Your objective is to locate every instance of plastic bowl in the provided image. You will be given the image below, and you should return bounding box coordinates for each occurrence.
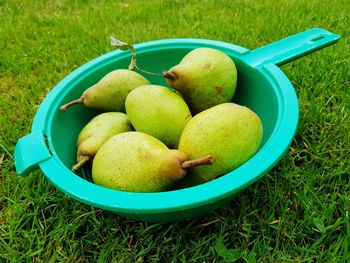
[14,28,339,222]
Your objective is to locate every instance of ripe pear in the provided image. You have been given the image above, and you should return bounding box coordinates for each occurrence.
[176,103,263,188]
[91,131,213,192]
[72,112,133,172]
[163,48,237,114]
[125,85,192,148]
[60,69,150,112]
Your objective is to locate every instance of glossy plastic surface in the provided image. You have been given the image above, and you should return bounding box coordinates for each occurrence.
[14,28,340,222]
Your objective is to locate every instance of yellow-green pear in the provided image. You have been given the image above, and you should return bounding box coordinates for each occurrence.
[163,48,237,114]
[91,132,213,192]
[177,103,263,188]
[125,85,192,148]
[60,69,150,112]
[72,112,133,172]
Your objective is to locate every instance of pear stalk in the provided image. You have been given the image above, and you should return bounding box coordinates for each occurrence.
[72,156,90,173]
[162,70,177,81]
[110,36,163,77]
[60,98,84,112]
[181,155,214,170]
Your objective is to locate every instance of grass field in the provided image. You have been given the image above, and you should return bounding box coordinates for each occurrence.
[1,0,349,262]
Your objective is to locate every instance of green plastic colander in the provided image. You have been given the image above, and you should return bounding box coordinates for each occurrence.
[14,28,340,222]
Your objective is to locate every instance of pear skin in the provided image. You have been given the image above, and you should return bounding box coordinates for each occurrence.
[72,112,133,172]
[177,103,263,188]
[91,132,213,192]
[163,48,237,114]
[60,69,150,112]
[125,85,192,148]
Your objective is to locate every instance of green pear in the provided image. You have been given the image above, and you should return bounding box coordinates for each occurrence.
[177,103,263,188]
[163,48,237,114]
[125,85,192,148]
[72,112,133,172]
[91,131,213,192]
[60,69,150,112]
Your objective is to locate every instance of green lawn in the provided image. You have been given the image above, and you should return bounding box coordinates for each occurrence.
[1,0,349,262]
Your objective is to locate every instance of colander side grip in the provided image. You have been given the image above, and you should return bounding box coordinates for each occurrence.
[14,131,52,176]
[243,28,340,67]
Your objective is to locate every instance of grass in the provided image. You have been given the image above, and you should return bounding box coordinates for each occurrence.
[1,0,349,262]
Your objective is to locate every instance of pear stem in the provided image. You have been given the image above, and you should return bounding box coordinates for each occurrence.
[163,70,177,81]
[134,63,163,77]
[109,36,163,76]
[127,45,137,71]
[129,48,163,76]
[181,155,214,170]
[71,156,91,173]
[60,97,84,112]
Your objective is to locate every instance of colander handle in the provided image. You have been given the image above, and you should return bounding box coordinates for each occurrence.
[14,131,52,176]
[243,28,340,67]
